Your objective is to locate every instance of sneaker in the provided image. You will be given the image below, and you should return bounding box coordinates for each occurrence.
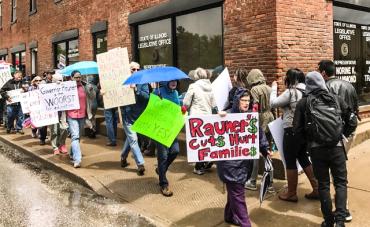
[267,186,275,193]
[16,130,25,135]
[203,162,213,171]
[6,129,11,134]
[155,167,159,175]
[106,142,117,147]
[53,148,60,155]
[160,186,173,197]
[31,131,37,138]
[73,162,81,168]
[40,140,46,146]
[137,165,145,176]
[59,145,68,154]
[344,210,352,222]
[120,159,129,168]
[245,181,257,191]
[193,168,205,175]
[321,221,334,227]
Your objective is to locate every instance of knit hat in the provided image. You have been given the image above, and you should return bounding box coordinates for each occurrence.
[52,73,63,82]
[305,71,328,94]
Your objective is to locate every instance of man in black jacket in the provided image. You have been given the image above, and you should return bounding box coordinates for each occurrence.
[318,60,357,222]
[0,71,26,134]
[294,71,351,227]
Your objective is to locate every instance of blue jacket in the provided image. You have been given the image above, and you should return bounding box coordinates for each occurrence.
[153,81,180,105]
[122,84,150,124]
[217,88,269,184]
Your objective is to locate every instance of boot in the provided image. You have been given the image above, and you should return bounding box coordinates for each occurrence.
[279,169,298,202]
[304,165,320,200]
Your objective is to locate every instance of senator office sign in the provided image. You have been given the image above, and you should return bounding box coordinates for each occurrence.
[185,113,260,162]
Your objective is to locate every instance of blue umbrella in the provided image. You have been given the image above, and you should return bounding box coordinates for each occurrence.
[60,61,99,76]
[123,66,189,85]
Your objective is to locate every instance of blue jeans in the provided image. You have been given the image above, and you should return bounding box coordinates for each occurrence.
[156,139,179,187]
[104,108,118,144]
[7,105,23,131]
[121,122,144,166]
[67,118,85,164]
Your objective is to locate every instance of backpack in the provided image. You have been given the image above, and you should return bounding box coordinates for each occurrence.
[305,92,343,146]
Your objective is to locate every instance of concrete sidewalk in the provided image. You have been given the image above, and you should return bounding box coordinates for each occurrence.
[1,121,370,226]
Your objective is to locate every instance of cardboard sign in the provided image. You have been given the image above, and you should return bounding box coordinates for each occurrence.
[38,81,80,112]
[185,113,260,162]
[20,90,43,114]
[211,67,232,111]
[6,89,23,104]
[30,110,59,127]
[132,94,184,147]
[0,64,13,89]
[97,47,135,109]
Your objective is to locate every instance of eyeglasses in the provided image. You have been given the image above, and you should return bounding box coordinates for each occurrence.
[74,77,81,79]
[131,68,140,72]
[34,80,42,82]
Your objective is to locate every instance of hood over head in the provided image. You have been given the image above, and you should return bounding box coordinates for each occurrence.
[305,71,328,94]
[247,69,265,86]
[231,87,251,113]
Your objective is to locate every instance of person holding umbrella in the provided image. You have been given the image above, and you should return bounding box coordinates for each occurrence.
[120,62,149,176]
[217,88,270,226]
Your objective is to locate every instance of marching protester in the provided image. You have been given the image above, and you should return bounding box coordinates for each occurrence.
[85,75,99,139]
[226,68,249,111]
[120,62,149,176]
[0,70,27,134]
[67,70,95,168]
[244,69,275,192]
[318,60,358,222]
[28,76,48,145]
[217,88,270,227]
[153,80,181,196]
[50,73,68,155]
[293,71,353,227]
[270,68,319,202]
[182,67,218,175]
[104,106,118,146]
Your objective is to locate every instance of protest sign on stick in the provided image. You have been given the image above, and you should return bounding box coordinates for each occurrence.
[6,89,23,105]
[211,67,232,111]
[38,81,79,112]
[132,94,184,147]
[97,47,135,109]
[0,64,13,89]
[185,113,260,162]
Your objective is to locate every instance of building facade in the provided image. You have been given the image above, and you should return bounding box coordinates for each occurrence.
[0,0,369,114]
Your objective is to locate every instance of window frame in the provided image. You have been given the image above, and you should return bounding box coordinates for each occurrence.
[53,38,79,69]
[132,4,224,71]
[12,51,26,73]
[11,0,16,23]
[0,0,3,28]
[29,0,37,15]
[30,48,37,75]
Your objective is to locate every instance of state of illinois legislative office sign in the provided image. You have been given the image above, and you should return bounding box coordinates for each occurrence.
[185,113,260,162]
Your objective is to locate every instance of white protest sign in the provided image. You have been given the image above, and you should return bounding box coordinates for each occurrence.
[38,81,80,112]
[97,47,136,109]
[6,89,23,104]
[211,67,232,111]
[30,110,59,127]
[185,113,259,162]
[0,64,13,89]
[20,90,43,114]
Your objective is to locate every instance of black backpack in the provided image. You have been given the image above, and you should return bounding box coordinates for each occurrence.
[305,92,343,146]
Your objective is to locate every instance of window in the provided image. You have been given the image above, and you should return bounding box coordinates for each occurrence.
[138,19,173,69]
[93,31,107,60]
[30,48,37,75]
[11,0,16,23]
[29,0,36,14]
[12,51,26,73]
[0,55,6,61]
[176,7,223,74]
[0,0,3,28]
[333,5,370,104]
[54,39,79,69]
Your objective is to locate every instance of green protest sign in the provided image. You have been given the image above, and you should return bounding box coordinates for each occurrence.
[132,94,184,147]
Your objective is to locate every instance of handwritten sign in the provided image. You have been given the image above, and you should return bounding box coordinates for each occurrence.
[6,89,23,104]
[185,113,260,162]
[0,64,13,89]
[97,47,135,109]
[30,110,59,127]
[20,90,43,114]
[132,94,184,147]
[38,81,79,112]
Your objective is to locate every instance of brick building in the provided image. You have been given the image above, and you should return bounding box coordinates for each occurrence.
[0,0,370,114]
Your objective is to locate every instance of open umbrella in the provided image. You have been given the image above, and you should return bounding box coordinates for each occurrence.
[123,66,189,85]
[259,156,274,206]
[59,61,99,76]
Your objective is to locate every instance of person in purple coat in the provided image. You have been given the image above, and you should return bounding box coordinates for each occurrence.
[217,88,270,227]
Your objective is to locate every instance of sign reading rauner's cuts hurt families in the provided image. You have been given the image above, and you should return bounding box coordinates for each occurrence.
[38,81,80,112]
[185,113,260,162]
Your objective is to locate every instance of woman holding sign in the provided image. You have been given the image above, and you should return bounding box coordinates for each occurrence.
[217,88,270,227]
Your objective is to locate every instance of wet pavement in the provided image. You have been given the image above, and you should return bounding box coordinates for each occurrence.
[0,142,154,227]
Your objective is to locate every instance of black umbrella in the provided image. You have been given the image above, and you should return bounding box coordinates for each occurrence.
[259,156,273,206]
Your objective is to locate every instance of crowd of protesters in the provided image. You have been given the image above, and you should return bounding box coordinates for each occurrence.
[0,59,359,227]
